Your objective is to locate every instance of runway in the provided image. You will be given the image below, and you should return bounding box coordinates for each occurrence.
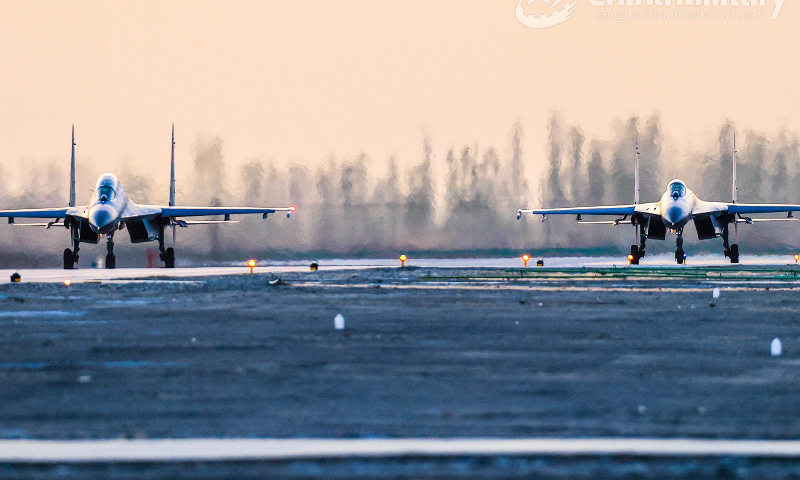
[1,261,800,478]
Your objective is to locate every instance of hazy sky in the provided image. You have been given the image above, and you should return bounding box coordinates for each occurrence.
[1,1,798,194]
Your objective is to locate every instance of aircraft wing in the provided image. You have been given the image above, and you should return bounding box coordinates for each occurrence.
[0,207,85,219]
[690,202,800,216]
[518,203,662,219]
[727,204,800,215]
[519,205,635,217]
[158,206,295,218]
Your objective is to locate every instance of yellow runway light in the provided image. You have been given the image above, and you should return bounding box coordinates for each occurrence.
[522,254,530,267]
[248,259,256,273]
[399,255,407,267]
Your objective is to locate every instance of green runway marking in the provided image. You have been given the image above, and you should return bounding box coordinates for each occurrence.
[420,265,800,282]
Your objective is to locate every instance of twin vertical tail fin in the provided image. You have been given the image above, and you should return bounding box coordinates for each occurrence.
[732,129,739,243]
[169,124,176,245]
[732,130,738,204]
[69,125,76,208]
[169,124,176,207]
[634,138,640,205]
[634,137,640,244]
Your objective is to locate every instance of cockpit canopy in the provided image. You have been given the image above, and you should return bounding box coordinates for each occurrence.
[668,180,686,199]
[95,174,118,202]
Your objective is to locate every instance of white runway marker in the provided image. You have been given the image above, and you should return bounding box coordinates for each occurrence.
[334,314,345,330]
[772,338,783,356]
[713,287,720,299]
[5,438,800,462]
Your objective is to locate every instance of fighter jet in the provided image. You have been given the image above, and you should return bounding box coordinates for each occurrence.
[0,126,295,269]
[517,134,799,265]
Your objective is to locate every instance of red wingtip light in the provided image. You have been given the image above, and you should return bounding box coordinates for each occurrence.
[289,206,297,212]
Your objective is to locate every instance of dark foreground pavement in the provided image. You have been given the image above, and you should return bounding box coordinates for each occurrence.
[0,267,799,478]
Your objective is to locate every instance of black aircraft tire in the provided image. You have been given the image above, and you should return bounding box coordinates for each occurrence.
[63,248,74,270]
[730,244,740,264]
[105,254,116,269]
[630,245,640,265]
[165,247,175,269]
[676,250,685,265]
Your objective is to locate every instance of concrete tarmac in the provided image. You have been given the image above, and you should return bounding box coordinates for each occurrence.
[1,265,800,478]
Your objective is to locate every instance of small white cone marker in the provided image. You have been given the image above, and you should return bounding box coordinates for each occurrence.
[334,314,345,331]
[712,287,720,299]
[771,338,783,357]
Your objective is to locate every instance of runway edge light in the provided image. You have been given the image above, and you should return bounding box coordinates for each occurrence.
[522,254,530,267]
[248,259,256,273]
[399,255,407,267]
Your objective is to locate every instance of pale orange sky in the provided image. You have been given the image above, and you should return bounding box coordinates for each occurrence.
[0,1,798,197]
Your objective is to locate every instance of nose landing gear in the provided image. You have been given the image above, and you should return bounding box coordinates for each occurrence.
[105,232,116,269]
[675,230,685,265]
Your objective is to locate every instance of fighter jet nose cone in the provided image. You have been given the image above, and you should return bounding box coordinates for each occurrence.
[665,206,684,227]
[89,205,118,234]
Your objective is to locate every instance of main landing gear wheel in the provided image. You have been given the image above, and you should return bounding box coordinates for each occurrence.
[629,245,641,265]
[675,250,686,265]
[728,244,739,264]
[63,248,77,270]
[164,247,175,269]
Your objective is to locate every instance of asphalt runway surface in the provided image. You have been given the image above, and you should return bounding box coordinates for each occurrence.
[2,263,800,478]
